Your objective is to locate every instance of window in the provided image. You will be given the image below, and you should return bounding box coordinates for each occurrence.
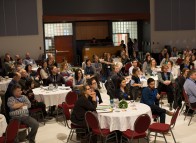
[44,23,73,57]
[112,22,138,46]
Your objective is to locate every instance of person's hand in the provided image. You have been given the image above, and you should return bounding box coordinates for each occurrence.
[164,80,171,85]
[156,94,161,99]
[90,91,96,101]
[68,76,73,81]
[163,81,167,85]
[35,76,39,81]
[138,84,142,87]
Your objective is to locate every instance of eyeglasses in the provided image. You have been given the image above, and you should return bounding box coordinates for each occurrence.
[86,88,91,91]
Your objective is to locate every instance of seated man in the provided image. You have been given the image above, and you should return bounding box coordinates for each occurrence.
[4,53,15,77]
[7,84,39,143]
[129,59,139,75]
[19,69,31,93]
[47,66,66,86]
[141,78,173,123]
[23,52,36,66]
[4,72,21,122]
[183,70,196,108]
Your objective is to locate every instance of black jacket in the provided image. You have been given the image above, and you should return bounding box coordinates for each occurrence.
[71,96,97,127]
[47,74,66,86]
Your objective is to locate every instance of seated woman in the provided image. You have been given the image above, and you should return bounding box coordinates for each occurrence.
[25,64,40,87]
[180,56,194,71]
[40,61,50,85]
[167,60,179,77]
[73,69,86,93]
[116,77,131,101]
[157,64,175,110]
[147,59,157,75]
[60,62,73,82]
[88,78,103,104]
[171,47,178,57]
[141,78,173,123]
[71,84,97,127]
[130,67,142,100]
[142,54,151,73]
[160,53,173,66]
[24,79,47,116]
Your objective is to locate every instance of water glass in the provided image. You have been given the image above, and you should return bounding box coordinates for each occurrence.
[110,99,114,108]
[130,100,136,107]
[113,98,119,109]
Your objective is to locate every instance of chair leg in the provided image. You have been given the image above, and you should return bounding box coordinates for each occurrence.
[115,132,118,143]
[170,129,177,143]
[88,134,92,143]
[70,129,74,141]
[56,108,59,121]
[184,107,190,121]
[104,136,107,143]
[162,134,167,143]
[67,129,72,143]
[179,103,185,115]
[188,111,195,126]
[154,132,157,143]
[147,131,151,143]
[41,112,45,125]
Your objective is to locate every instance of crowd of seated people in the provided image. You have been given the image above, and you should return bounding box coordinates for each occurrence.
[0,46,196,142]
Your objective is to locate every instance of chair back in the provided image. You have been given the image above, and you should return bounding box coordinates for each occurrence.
[182,89,190,104]
[134,114,151,133]
[85,111,100,132]
[65,91,78,106]
[65,80,73,87]
[125,63,132,71]
[170,107,180,127]
[62,102,71,121]
[6,119,20,143]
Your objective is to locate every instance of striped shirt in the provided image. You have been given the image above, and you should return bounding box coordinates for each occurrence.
[7,95,31,117]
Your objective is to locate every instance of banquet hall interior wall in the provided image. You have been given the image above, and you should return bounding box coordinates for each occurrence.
[1,0,196,61]
[0,0,44,60]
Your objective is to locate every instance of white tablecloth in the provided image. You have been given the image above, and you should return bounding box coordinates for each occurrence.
[98,103,152,132]
[0,79,11,91]
[0,114,7,137]
[33,86,72,107]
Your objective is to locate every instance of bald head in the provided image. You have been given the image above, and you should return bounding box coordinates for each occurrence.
[26,52,30,59]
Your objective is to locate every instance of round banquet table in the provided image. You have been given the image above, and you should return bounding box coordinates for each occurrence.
[0,78,11,91]
[0,114,7,137]
[33,86,72,107]
[97,103,152,132]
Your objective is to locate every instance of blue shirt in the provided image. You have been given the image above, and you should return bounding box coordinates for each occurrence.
[140,87,158,106]
[183,78,196,103]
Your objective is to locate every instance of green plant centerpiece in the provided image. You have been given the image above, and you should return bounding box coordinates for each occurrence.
[118,99,128,109]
